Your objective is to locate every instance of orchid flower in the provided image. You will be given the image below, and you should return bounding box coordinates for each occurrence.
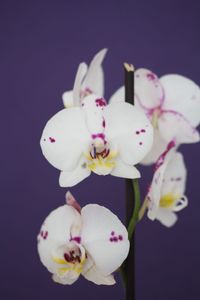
[37,192,130,285]
[146,143,188,227]
[110,69,200,164]
[62,49,107,108]
[40,94,153,187]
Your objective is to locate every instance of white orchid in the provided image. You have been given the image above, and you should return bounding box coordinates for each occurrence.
[110,69,200,164]
[62,49,107,108]
[40,95,153,187]
[37,192,130,285]
[146,143,188,227]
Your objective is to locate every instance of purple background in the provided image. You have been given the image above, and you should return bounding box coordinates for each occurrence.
[1,0,200,299]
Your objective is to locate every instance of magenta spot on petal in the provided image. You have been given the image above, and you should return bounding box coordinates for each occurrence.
[111,231,115,236]
[118,235,123,241]
[109,238,114,242]
[176,177,182,181]
[91,133,105,140]
[139,142,143,145]
[102,119,106,128]
[71,236,81,244]
[49,137,56,143]
[43,138,46,141]
[141,129,146,133]
[136,131,140,135]
[95,98,107,107]
[147,73,156,80]
[113,237,118,242]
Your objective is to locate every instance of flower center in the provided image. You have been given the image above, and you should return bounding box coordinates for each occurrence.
[52,242,86,276]
[85,145,118,176]
[159,193,179,208]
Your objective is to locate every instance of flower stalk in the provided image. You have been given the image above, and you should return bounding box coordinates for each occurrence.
[124,63,136,300]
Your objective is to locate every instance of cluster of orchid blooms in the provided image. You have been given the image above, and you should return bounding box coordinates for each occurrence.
[38,49,200,286]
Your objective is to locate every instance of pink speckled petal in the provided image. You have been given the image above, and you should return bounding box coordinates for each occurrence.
[135,68,164,110]
[147,146,176,221]
[161,74,200,127]
[158,110,200,144]
[40,107,90,172]
[161,152,187,197]
[104,102,153,166]
[81,204,129,276]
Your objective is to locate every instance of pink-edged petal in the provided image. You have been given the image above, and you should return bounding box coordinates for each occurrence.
[73,62,88,105]
[62,90,74,108]
[82,49,107,97]
[158,110,200,144]
[82,255,115,285]
[104,102,153,166]
[59,157,91,187]
[141,129,168,165]
[65,191,81,213]
[40,108,90,172]
[111,158,141,179]
[161,152,187,197]
[37,205,81,274]
[156,208,177,227]
[109,86,125,104]
[161,74,200,127]
[81,204,129,276]
[135,68,164,110]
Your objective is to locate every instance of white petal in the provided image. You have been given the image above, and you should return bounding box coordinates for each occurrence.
[81,204,130,276]
[161,74,200,127]
[161,152,187,197]
[104,102,153,165]
[37,205,81,274]
[82,49,107,96]
[135,68,164,110]
[111,158,141,179]
[52,272,79,285]
[40,108,90,171]
[62,90,74,108]
[141,129,167,165]
[73,62,88,105]
[83,264,115,285]
[59,157,91,187]
[156,208,177,227]
[158,110,200,144]
[109,86,125,104]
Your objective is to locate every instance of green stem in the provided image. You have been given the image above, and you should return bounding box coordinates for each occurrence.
[128,179,141,240]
